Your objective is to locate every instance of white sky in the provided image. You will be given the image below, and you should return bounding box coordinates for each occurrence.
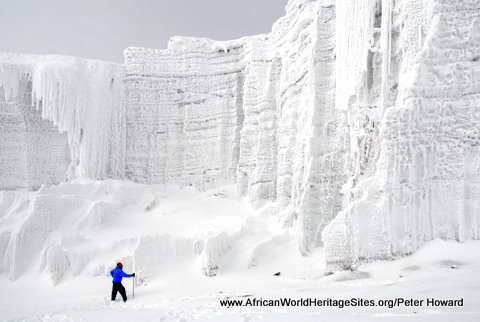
[0,0,288,63]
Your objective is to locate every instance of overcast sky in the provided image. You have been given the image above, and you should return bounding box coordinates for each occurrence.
[0,0,288,63]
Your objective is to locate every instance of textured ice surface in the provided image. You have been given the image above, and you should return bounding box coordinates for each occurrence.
[0,53,126,185]
[322,0,480,269]
[122,1,341,254]
[1,0,480,273]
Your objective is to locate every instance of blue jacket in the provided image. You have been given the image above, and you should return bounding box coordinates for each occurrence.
[110,266,133,283]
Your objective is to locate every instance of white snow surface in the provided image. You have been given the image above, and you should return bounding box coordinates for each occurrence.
[0,180,479,321]
[0,180,259,282]
[1,0,480,287]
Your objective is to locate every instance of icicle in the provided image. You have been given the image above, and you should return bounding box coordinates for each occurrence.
[380,0,393,113]
[0,54,126,181]
[335,0,378,111]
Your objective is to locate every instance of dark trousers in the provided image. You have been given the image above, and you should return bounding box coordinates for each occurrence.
[111,282,127,302]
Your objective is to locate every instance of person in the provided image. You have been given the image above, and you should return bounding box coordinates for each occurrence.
[110,262,135,302]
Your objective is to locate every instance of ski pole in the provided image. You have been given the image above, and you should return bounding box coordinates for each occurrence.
[133,275,135,299]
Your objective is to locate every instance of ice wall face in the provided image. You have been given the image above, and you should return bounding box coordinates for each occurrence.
[122,1,345,252]
[124,41,246,188]
[244,0,346,252]
[0,54,126,188]
[323,0,480,269]
[0,76,69,190]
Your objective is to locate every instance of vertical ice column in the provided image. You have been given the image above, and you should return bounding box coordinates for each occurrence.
[237,38,280,206]
[30,59,126,180]
[380,0,393,113]
[297,3,348,251]
[335,0,377,111]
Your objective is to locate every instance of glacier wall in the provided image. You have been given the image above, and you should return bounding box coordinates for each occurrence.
[123,40,246,188]
[1,0,480,274]
[122,0,344,252]
[323,0,480,269]
[0,75,69,190]
[0,53,126,188]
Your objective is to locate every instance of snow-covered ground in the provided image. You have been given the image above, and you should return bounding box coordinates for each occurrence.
[0,180,478,321]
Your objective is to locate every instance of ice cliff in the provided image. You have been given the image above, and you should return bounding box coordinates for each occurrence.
[0,54,125,188]
[1,0,480,276]
[323,0,480,269]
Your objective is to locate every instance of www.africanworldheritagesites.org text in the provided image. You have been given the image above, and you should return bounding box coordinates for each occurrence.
[219,297,464,308]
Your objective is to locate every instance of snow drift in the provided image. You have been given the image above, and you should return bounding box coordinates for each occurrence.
[0,180,281,284]
[1,0,480,279]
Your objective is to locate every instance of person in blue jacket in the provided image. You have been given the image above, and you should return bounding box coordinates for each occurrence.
[110,262,135,302]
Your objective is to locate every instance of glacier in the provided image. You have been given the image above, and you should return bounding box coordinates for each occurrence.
[0,53,126,186]
[1,0,480,280]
